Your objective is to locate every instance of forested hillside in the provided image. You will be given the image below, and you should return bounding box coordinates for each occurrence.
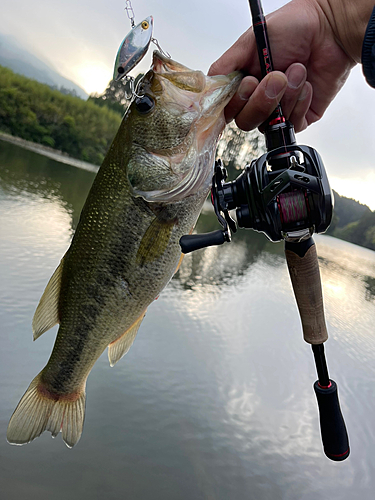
[327,191,375,250]
[0,66,121,165]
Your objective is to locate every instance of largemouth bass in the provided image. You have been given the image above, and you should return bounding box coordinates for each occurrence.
[7,51,241,448]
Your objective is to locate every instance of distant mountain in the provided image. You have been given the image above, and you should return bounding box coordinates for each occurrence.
[0,33,88,99]
[332,190,371,228]
[327,191,375,251]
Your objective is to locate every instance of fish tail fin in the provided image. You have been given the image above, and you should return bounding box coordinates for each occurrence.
[7,372,86,448]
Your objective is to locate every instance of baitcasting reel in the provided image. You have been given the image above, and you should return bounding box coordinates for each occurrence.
[180,120,333,253]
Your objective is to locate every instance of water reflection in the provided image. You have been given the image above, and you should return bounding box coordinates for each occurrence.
[1,142,375,500]
[0,140,95,229]
[312,235,375,372]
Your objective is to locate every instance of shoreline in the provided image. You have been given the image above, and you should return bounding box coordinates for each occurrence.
[0,132,99,173]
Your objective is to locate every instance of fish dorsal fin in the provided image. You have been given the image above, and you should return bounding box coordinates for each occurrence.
[32,258,64,340]
[108,312,146,367]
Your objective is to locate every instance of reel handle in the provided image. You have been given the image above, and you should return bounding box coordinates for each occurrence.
[179,230,228,254]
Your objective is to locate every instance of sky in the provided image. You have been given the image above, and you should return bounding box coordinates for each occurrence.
[1,0,374,208]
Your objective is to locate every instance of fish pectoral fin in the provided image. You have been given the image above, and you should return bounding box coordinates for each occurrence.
[173,226,193,275]
[174,253,184,275]
[136,216,176,266]
[32,258,64,340]
[108,311,146,367]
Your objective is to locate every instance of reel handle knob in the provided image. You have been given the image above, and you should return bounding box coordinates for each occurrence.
[314,380,350,461]
[179,230,228,254]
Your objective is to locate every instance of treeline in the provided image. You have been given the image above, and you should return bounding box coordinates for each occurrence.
[0,66,121,165]
[327,191,375,250]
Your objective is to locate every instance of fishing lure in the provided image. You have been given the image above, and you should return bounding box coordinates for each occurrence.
[113,16,153,81]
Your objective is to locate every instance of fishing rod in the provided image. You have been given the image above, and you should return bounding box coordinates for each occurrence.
[180,0,350,461]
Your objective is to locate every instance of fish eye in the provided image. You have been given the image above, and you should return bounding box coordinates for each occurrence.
[135,95,155,114]
[141,20,149,30]
[117,66,125,74]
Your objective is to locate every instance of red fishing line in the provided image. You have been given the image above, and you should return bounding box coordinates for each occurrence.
[278,191,307,223]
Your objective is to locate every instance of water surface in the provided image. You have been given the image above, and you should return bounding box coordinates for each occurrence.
[1,140,375,500]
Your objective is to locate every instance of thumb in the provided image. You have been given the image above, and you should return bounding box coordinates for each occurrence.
[208,28,259,77]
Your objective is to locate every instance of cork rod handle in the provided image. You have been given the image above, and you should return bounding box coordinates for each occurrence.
[284,237,328,345]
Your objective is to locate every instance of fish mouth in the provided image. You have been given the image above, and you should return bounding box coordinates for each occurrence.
[152,51,191,74]
[151,50,241,110]
[135,57,242,204]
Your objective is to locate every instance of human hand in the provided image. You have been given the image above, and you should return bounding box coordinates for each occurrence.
[209,0,358,132]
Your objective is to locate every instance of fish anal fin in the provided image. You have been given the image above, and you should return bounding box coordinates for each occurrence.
[136,217,176,266]
[32,258,65,340]
[108,311,146,367]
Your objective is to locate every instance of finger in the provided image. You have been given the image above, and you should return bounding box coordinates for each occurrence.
[289,81,313,132]
[224,76,259,123]
[305,57,353,125]
[280,63,307,120]
[234,72,288,131]
[305,107,321,126]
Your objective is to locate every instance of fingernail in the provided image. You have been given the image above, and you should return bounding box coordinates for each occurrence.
[265,73,287,99]
[298,82,309,101]
[287,64,306,89]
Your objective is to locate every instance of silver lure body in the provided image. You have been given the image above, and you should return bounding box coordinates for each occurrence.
[113,16,153,81]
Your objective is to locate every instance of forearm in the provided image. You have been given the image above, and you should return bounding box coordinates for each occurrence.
[314,0,374,63]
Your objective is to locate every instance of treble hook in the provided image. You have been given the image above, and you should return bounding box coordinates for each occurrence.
[124,76,145,100]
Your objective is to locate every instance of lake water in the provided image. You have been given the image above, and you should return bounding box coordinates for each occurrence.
[1,139,375,500]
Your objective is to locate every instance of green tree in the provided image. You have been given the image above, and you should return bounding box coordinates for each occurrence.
[88,74,144,116]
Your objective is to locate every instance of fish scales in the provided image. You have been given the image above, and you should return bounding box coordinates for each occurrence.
[7,51,241,447]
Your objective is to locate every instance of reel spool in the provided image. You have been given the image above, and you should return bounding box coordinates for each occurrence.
[278,191,308,226]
